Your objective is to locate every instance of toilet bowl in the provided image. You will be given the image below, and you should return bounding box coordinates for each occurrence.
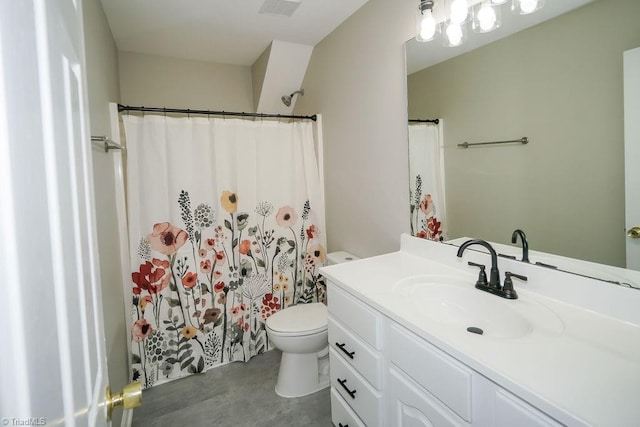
[265,251,359,398]
[266,302,329,398]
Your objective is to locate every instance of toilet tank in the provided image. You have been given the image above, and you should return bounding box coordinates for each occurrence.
[326,251,359,265]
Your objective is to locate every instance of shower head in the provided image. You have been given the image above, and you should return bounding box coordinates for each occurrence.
[281,95,292,107]
[281,89,304,107]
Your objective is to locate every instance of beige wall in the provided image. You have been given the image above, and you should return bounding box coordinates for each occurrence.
[252,43,271,112]
[296,0,416,257]
[408,0,640,266]
[83,0,127,425]
[118,52,254,111]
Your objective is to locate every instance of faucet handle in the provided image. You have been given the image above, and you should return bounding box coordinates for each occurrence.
[468,261,488,287]
[502,271,527,299]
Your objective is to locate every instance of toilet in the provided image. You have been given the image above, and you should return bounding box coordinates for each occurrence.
[265,251,359,398]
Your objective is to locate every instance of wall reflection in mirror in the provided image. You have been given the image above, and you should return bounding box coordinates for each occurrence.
[406,0,640,288]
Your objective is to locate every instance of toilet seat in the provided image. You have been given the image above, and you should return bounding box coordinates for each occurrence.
[266,302,327,335]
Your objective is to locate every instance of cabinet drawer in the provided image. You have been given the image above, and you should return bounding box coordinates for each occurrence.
[330,347,383,427]
[390,367,470,427]
[494,389,563,427]
[327,284,382,350]
[331,388,366,427]
[390,323,473,422]
[328,316,383,389]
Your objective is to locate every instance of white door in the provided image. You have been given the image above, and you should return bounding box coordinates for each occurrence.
[0,0,109,426]
[624,47,640,270]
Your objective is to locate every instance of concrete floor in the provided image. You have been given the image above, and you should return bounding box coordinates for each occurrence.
[131,349,332,426]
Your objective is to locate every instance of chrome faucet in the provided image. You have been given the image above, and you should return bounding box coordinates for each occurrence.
[511,229,529,263]
[456,239,526,300]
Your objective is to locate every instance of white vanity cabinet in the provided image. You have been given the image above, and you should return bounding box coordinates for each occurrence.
[389,322,563,427]
[327,282,565,427]
[490,388,563,427]
[389,323,472,426]
[327,285,384,427]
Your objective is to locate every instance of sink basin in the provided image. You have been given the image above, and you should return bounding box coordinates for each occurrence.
[392,275,563,339]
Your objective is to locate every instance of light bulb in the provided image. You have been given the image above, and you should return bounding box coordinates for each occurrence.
[420,10,437,41]
[446,23,463,46]
[473,1,501,33]
[520,0,538,14]
[477,3,496,31]
[449,0,469,24]
[512,0,544,15]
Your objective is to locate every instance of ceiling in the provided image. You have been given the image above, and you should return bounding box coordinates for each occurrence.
[406,0,594,74]
[100,0,369,66]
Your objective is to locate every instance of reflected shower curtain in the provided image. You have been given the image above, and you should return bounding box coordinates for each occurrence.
[409,121,447,241]
[123,115,326,388]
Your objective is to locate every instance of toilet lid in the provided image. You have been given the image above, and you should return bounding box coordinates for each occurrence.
[266,302,327,334]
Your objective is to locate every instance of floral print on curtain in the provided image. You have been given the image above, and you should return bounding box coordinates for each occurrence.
[410,175,444,241]
[408,122,447,241]
[130,190,326,389]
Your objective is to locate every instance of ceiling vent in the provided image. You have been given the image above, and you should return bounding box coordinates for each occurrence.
[259,0,302,17]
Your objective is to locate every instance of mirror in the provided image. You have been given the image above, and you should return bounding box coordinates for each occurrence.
[405,0,640,287]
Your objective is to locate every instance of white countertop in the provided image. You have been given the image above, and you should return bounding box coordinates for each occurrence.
[320,235,640,426]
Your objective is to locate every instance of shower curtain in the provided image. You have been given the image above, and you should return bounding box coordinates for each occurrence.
[409,121,447,241]
[123,115,326,388]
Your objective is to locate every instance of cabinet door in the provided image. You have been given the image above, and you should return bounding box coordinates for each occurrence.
[390,323,472,422]
[389,368,470,427]
[494,389,564,427]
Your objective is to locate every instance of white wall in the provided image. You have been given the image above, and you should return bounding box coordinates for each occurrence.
[83,1,127,425]
[295,0,416,257]
[255,40,313,114]
[110,0,416,260]
[251,43,271,112]
[118,52,254,111]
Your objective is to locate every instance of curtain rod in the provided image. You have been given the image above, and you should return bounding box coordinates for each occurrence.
[409,118,439,124]
[117,104,317,121]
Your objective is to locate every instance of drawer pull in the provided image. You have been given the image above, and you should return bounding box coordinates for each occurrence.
[337,378,357,399]
[335,342,355,359]
[338,424,349,427]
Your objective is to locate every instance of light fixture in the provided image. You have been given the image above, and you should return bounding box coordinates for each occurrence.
[511,0,544,15]
[443,21,467,47]
[415,0,544,47]
[472,0,501,33]
[416,1,437,42]
[449,0,469,24]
